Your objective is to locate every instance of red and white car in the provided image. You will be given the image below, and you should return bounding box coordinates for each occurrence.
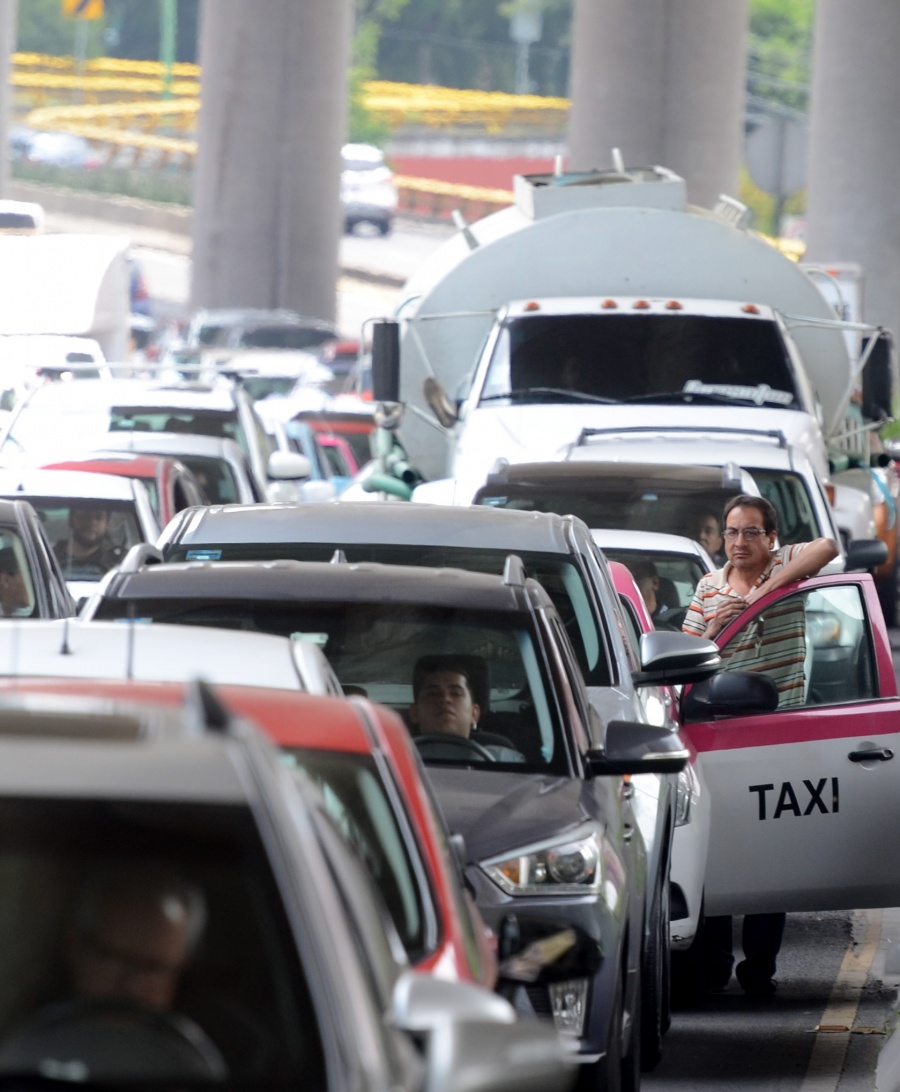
[0,675,497,990]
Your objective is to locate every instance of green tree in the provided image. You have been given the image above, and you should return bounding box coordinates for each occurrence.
[748,0,814,116]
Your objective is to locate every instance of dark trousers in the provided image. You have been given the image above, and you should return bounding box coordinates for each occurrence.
[705,912,786,982]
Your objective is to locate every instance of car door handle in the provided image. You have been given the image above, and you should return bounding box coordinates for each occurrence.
[848,747,894,763]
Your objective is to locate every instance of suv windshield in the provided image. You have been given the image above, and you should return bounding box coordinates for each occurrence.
[94,601,568,774]
[0,798,323,1086]
[480,313,799,407]
[165,541,613,690]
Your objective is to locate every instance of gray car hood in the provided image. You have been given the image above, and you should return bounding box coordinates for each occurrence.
[427,767,593,861]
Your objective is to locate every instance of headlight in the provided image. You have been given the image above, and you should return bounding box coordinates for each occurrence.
[482,829,608,897]
[675,764,696,827]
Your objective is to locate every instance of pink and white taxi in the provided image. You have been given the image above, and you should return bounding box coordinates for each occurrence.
[680,569,898,916]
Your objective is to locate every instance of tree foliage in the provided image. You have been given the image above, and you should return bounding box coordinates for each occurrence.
[748,0,814,116]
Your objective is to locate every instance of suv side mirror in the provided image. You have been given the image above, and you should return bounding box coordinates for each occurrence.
[586,720,690,776]
[633,630,721,686]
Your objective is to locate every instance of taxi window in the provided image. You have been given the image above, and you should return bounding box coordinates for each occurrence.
[718,584,876,709]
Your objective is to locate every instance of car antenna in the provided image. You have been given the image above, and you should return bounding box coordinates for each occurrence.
[187,678,231,734]
[330,549,348,564]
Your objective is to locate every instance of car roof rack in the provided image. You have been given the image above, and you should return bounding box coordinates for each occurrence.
[119,543,165,572]
[502,554,526,588]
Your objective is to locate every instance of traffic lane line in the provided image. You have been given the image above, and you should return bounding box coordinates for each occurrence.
[802,908,885,1092]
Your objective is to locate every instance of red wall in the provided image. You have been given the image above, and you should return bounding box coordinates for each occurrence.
[390,155,557,191]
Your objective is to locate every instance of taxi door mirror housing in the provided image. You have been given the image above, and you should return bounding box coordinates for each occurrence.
[633,630,721,687]
[586,720,690,776]
[681,670,779,722]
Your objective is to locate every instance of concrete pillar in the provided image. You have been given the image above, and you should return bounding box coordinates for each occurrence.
[568,0,749,208]
[805,0,900,336]
[0,1,18,198]
[192,0,352,321]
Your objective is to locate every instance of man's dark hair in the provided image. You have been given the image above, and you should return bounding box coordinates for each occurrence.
[630,559,658,582]
[723,493,778,534]
[412,654,489,709]
[0,547,18,577]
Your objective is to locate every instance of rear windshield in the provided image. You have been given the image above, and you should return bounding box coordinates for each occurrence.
[475,482,741,542]
[26,499,144,582]
[480,313,799,408]
[94,600,570,775]
[0,798,323,1086]
[238,328,334,352]
[164,541,613,689]
[602,548,709,630]
[748,467,821,544]
[109,407,243,449]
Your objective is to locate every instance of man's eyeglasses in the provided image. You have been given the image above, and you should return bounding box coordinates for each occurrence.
[723,527,768,541]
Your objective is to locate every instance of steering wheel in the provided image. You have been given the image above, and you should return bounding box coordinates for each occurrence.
[415,733,496,762]
[0,998,228,1083]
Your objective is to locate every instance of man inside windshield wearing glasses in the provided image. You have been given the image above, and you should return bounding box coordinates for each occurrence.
[681,493,838,998]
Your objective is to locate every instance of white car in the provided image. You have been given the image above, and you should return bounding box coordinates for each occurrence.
[341,143,398,236]
[563,427,865,573]
[0,468,159,602]
[78,432,267,508]
[594,529,716,959]
[0,617,342,695]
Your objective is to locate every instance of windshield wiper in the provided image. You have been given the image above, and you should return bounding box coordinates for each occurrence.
[620,389,792,407]
[480,388,618,405]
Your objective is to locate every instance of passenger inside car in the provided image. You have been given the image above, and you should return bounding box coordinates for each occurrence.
[0,799,322,1086]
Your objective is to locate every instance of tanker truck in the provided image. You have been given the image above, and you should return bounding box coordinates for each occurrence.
[379,160,894,499]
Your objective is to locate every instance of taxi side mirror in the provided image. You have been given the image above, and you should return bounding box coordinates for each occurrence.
[681,670,779,722]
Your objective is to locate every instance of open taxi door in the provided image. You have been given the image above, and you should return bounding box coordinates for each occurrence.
[680,572,900,916]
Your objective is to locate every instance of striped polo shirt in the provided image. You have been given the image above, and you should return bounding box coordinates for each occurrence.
[683,544,808,708]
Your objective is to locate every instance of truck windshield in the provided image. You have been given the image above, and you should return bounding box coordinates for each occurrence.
[480,313,800,407]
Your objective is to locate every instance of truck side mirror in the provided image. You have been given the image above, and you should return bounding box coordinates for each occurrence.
[371,320,400,403]
[862,328,896,422]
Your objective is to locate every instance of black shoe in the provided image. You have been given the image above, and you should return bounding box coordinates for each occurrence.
[735,960,777,997]
[704,965,733,992]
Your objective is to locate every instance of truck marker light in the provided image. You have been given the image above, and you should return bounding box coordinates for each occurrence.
[633,299,650,310]
[523,300,540,311]
[665,300,682,310]
[742,303,761,314]
[600,299,618,309]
